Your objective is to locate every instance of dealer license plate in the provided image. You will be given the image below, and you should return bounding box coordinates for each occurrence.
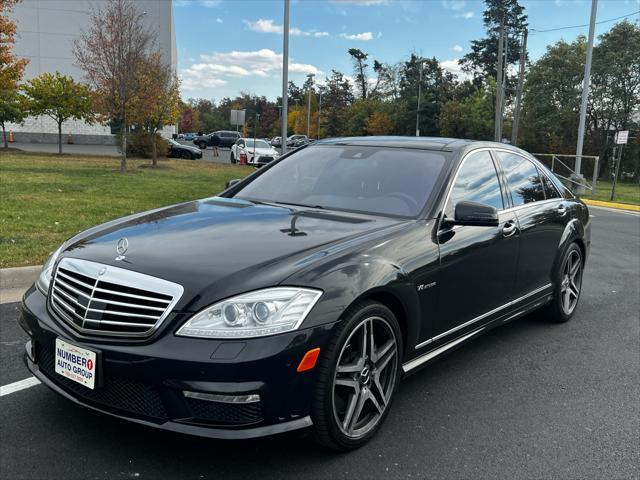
[54,338,97,389]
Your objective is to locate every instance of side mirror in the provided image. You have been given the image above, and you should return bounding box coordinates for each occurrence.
[225,179,241,189]
[450,201,499,227]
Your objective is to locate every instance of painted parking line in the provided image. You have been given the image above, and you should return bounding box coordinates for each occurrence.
[0,376,41,396]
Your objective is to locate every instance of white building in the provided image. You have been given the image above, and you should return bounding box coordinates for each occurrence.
[8,0,177,145]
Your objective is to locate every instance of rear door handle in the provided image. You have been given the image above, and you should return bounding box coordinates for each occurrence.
[558,204,567,216]
[502,222,517,237]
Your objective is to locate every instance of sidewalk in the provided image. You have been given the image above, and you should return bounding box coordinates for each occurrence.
[8,142,120,157]
[0,266,40,304]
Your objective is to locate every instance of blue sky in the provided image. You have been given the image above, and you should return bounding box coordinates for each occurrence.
[174,0,640,100]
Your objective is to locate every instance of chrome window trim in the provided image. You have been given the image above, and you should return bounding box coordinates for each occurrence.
[414,282,552,350]
[48,257,184,338]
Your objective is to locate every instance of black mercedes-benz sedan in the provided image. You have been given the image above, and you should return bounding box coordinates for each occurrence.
[20,137,590,450]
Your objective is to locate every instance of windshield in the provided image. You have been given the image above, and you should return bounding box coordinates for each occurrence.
[244,139,270,149]
[234,145,447,218]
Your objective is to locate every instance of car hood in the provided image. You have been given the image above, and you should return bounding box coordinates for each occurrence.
[246,147,276,155]
[61,197,406,311]
[177,144,201,153]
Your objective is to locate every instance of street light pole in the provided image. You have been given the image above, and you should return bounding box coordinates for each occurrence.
[253,112,260,157]
[415,59,426,137]
[574,0,598,192]
[306,73,314,138]
[281,0,290,155]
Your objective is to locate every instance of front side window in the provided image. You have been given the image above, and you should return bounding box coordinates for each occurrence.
[445,151,504,218]
[234,145,447,218]
[539,168,561,199]
[497,152,545,206]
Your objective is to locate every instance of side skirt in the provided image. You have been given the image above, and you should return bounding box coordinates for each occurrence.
[401,292,553,375]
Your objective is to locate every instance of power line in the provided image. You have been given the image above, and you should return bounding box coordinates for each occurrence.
[530,10,639,33]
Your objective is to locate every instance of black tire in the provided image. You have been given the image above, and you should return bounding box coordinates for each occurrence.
[230,152,236,164]
[544,242,584,323]
[181,151,192,160]
[311,301,402,451]
[198,142,207,150]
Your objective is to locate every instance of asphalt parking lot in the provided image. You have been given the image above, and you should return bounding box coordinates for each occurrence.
[1,206,638,479]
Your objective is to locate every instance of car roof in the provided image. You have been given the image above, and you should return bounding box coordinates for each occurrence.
[314,136,521,153]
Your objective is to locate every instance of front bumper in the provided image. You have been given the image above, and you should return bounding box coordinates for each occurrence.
[20,287,336,439]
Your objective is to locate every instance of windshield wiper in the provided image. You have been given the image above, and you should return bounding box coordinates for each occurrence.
[275,201,326,210]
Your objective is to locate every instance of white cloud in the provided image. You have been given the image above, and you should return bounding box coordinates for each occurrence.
[456,11,474,19]
[180,49,321,91]
[244,19,329,37]
[441,0,466,11]
[439,59,471,81]
[339,31,374,41]
[200,0,221,7]
[215,18,223,24]
[452,44,463,52]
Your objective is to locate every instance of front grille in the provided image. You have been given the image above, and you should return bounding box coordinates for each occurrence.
[185,397,263,426]
[49,258,183,337]
[37,341,168,420]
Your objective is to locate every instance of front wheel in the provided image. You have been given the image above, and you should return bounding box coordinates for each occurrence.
[198,142,207,150]
[311,301,402,450]
[545,243,584,323]
[230,152,236,164]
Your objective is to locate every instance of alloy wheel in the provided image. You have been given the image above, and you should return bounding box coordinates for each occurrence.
[331,316,398,439]
[560,249,582,315]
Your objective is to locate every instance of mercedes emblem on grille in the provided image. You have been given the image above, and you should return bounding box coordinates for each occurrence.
[115,237,129,261]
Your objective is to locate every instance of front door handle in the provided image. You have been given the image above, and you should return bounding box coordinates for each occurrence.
[502,221,517,237]
[558,204,567,216]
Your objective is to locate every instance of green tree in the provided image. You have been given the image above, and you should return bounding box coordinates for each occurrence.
[22,72,94,154]
[519,37,586,154]
[348,48,369,99]
[439,83,494,140]
[460,0,528,85]
[0,88,26,148]
[129,53,180,165]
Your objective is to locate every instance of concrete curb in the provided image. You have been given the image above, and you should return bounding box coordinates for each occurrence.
[0,265,41,290]
[582,199,640,212]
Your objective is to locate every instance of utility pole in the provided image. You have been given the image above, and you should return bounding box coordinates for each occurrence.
[511,28,528,145]
[253,112,260,157]
[306,73,314,138]
[575,0,598,193]
[494,16,505,142]
[281,0,290,155]
[415,58,426,137]
[317,90,322,139]
[610,142,623,201]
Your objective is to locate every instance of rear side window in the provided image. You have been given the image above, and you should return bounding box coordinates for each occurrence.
[538,168,561,199]
[445,151,504,218]
[497,152,545,206]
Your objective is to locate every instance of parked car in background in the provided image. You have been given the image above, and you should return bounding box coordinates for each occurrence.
[183,133,196,141]
[270,136,282,148]
[22,137,590,450]
[167,139,202,160]
[230,138,279,167]
[287,134,309,147]
[193,131,241,150]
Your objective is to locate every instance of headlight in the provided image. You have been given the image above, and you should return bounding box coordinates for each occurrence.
[36,244,64,294]
[176,287,322,339]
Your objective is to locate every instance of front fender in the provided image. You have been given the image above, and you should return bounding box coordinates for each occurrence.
[554,217,585,273]
[288,256,420,360]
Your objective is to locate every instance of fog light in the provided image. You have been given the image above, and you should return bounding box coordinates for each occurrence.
[183,391,260,404]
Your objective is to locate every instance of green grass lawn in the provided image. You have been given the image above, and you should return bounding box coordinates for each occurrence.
[580,180,640,206]
[0,151,250,268]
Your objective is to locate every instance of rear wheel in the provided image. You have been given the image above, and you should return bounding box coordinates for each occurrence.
[311,301,401,450]
[545,243,583,323]
[198,142,207,150]
[230,152,236,164]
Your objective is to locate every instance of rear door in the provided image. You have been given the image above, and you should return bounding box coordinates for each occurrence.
[433,150,520,341]
[494,151,570,298]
